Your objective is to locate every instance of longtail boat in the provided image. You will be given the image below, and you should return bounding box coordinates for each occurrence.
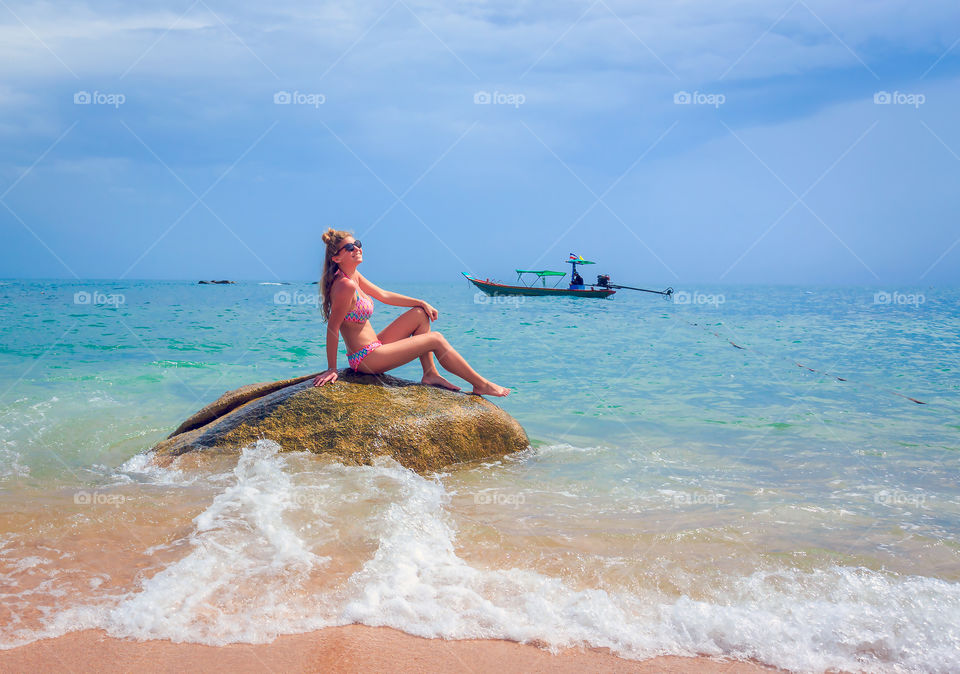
[463,272,616,298]
[463,254,673,300]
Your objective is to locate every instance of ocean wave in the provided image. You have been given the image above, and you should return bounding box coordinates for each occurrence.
[114,451,196,486]
[35,441,335,646]
[0,396,62,481]
[337,457,960,673]
[517,443,608,459]
[104,441,331,643]
[0,448,30,480]
[5,442,959,672]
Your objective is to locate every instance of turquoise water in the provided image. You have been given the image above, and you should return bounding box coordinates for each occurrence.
[1,279,959,671]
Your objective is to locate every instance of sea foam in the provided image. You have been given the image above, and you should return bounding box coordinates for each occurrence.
[337,454,960,673]
[7,441,960,672]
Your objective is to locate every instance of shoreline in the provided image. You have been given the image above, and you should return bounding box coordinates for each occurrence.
[0,625,784,673]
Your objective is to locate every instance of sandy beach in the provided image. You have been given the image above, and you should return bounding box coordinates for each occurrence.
[0,625,783,673]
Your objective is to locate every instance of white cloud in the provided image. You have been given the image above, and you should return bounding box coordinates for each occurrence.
[0,5,214,75]
[1,0,958,85]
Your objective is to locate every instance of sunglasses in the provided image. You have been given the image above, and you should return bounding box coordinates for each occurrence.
[336,240,362,254]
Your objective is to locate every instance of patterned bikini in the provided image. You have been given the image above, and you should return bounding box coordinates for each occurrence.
[343,288,381,370]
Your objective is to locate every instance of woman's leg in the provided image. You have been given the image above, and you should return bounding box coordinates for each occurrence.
[376,308,459,390]
[376,308,437,372]
[357,332,508,396]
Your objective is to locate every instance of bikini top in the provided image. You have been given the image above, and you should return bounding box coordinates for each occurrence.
[334,269,374,323]
[344,291,373,323]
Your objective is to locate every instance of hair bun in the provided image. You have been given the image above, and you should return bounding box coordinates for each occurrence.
[321,227,336,244]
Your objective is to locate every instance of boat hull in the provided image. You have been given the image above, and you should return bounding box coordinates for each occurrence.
[463,274,616,299]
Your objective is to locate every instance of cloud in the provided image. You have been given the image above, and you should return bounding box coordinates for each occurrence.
[1,0,958,281]
[2,0,957,83]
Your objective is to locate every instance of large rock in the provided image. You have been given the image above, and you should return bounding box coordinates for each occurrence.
[149,370,528,473]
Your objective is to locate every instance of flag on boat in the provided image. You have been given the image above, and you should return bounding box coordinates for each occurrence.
[569,253,584,261]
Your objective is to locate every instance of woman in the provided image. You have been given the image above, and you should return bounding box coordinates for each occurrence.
[311,228,510,397]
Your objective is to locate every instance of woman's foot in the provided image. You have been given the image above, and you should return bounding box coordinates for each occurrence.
[471,380,510,397]
[421,372,461,391]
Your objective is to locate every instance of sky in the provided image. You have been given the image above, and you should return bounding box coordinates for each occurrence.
[1,0,958,285]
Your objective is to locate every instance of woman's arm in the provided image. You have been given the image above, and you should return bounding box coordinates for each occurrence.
[314,280,352,386]
[356,272,438,320]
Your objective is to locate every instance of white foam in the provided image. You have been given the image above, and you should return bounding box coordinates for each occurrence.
[340,461,960,673]
[0,447,30,480]
[17,441,334,647]
[526,443,606,457]
[115,451,193,486]
[7,448,960,672]
[93,440,333,644]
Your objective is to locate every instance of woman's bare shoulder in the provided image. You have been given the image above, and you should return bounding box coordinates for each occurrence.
[331,275,357,297]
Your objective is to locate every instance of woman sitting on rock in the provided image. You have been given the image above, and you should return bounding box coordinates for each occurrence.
[312,228,509,397]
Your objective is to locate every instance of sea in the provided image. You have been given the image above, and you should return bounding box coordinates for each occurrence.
[0,279,958,673]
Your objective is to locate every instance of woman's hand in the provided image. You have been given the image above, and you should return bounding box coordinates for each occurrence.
[313,369,338,387]
[420,301,438,321]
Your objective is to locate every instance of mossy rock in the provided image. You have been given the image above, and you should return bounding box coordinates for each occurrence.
[149,370,528,473]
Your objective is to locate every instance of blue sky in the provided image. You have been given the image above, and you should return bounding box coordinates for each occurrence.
[1,0,958,284]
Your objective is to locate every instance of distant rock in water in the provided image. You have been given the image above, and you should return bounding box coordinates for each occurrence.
[197,280,236,284]
[149,371,528,473]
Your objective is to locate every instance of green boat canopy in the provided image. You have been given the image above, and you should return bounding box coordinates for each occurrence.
[515,270,566,276]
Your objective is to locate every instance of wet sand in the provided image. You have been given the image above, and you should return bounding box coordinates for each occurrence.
[0,624,784,673]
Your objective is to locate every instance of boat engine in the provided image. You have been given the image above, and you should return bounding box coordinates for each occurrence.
[596,274,610,287]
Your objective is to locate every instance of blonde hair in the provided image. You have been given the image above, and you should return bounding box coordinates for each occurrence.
[319,227,353,321]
